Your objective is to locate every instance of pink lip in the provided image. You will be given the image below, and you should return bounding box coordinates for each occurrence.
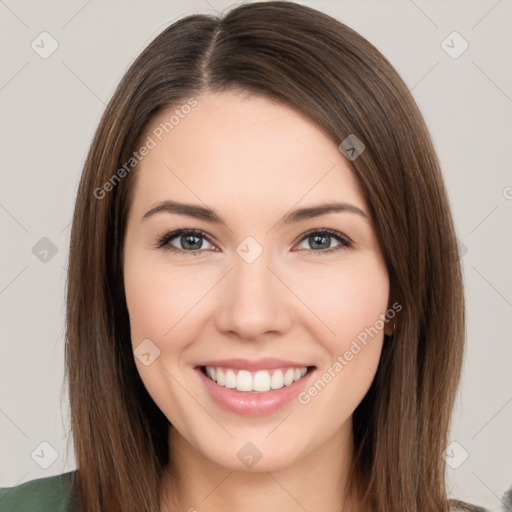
[195,358,311,371]
[195,366,315,416]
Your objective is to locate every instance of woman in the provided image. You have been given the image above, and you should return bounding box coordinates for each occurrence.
[0,2,489,511]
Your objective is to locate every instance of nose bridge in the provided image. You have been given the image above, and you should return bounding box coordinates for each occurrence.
[234,247,275,299]
[214,239,292,339]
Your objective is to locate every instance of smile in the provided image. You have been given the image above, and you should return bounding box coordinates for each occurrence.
[195,361,316,416]
[202,366,308,393]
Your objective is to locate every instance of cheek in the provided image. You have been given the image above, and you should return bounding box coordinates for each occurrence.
[123,251,217,422]
[291,254,389,345]
[124,250,210,349]
[291,255,389,403]
[123,252,204,427]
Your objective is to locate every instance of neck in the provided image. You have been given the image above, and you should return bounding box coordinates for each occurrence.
[160,421,360,512]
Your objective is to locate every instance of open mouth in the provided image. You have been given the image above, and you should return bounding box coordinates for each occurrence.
[199,365,315,393]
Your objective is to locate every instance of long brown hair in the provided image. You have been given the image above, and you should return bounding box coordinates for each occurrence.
[65,2,485,511]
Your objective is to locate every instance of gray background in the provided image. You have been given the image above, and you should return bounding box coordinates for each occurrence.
[1,0,511,510]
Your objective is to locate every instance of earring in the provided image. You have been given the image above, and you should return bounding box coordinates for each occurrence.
[386,320,396,337]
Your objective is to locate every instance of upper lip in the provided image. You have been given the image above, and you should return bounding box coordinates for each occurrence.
[196,358,314,371]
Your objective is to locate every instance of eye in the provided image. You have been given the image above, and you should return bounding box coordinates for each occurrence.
[294,229,352,255]
[154,228,352,256]
[154,229,216,256]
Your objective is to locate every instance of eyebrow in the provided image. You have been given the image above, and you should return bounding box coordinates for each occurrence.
[142,199,369,225]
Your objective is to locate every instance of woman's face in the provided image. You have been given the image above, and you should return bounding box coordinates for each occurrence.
[123,90,391,472]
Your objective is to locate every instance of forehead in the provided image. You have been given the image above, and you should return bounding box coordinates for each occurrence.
[131,90,368,216]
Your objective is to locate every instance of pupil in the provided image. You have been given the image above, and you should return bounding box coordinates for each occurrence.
[182,234,201,250]
[311,234,329,250]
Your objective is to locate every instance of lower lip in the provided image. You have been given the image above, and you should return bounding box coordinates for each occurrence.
[195,367,315,416]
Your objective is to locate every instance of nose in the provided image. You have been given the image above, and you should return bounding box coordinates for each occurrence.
[214,250,294,342]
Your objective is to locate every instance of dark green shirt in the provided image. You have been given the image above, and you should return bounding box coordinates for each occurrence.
[1,471,493,511]
[0,471,77,511]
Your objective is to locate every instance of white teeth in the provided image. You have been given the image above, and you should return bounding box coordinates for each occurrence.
[270,370,284,390]
[203,366,309,393]
[283,368,294,386]
[237,370,253,391]
[225,369,237,389]
[253,371,271,392]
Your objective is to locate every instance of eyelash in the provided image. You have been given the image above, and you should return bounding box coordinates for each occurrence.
[154,228,352,256]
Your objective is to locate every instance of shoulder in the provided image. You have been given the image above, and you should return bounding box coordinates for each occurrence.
[0,471,78,512]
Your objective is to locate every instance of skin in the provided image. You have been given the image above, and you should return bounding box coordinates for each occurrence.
[122,90,391,512]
